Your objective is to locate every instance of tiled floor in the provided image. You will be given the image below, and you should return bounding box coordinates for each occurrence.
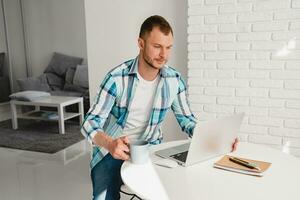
[0,140,133,200]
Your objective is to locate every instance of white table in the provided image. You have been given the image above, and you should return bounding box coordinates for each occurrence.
[10,96,84,134]
[121,140,300,200]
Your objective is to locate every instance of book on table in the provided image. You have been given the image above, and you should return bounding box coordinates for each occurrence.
[28,111,58,120]
[214,155,271,177]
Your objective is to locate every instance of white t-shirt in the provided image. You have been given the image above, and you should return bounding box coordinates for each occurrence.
[123,71,160,137]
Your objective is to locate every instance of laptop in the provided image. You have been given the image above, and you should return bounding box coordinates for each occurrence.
[155,113,244,166]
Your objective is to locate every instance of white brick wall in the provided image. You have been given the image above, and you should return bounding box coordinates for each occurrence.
[187,0,300,157]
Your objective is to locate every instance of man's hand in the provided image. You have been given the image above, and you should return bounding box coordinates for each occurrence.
[231,138,239,152]
[107,136,130,160]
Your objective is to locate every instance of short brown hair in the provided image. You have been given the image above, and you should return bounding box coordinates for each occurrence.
[139,15,173,39]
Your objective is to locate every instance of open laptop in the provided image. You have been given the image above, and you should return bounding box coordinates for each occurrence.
[155,113,244,167]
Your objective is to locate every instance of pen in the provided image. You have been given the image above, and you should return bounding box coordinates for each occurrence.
[229,156,261,171]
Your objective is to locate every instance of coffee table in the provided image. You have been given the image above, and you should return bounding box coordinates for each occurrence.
[10,96,84,134]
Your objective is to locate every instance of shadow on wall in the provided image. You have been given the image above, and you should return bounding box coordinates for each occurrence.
[0,52,11,103]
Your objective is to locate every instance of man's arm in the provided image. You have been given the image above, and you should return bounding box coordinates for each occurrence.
[171,76,197,137]
[80,74,129,160]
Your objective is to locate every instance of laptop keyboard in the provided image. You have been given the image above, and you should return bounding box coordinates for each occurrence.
[170,151,189,163]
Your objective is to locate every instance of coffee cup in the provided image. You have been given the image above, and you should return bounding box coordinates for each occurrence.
[129,140,149,164]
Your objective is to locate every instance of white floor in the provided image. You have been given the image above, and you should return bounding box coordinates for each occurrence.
[0,140,132,200]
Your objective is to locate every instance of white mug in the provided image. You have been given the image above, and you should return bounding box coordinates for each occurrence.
[129,140,149,164]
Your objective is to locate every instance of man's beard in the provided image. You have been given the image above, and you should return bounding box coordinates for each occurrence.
[142,54,165,70]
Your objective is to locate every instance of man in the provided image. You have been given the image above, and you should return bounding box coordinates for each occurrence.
[81,15,238,200]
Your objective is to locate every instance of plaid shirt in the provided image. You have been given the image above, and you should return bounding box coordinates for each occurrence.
[81,56,197,169]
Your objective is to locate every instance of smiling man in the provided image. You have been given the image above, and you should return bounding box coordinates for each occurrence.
[81,15,238,200]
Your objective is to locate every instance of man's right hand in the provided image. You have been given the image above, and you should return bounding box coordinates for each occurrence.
[107,136,130,160]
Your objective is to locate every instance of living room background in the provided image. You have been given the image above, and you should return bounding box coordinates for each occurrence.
[0,0,87,120]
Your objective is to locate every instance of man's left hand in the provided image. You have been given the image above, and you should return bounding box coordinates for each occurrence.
[231,138,239,152]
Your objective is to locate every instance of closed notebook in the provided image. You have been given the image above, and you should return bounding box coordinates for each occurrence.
[214,155,271,177]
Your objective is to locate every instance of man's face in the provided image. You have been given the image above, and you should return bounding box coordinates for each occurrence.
[138,27,173,70]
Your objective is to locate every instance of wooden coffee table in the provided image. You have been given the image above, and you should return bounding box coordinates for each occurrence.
[10,96,84,134]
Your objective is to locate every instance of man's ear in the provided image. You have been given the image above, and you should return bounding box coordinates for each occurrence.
[138,38,144,50]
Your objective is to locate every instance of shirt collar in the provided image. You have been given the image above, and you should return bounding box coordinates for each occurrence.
[128,56,139,75]
[128,55,169,78]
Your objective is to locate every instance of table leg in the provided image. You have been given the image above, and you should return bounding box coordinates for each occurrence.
[58,105,65,134]
[10,102,18,129]
[78,99,84,126]
[35,105,40,111]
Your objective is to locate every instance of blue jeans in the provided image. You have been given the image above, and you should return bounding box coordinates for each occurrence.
[91,154,124,200]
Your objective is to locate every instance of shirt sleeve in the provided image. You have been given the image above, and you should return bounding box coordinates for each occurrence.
[80,74,117,144]
[171,75,197,137]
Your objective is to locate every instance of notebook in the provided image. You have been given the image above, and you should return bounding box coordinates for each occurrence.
[214,155,272,177]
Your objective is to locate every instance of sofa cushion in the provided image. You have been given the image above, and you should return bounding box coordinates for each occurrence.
[65,67,76,85]
[17,74,51,92]
[44,52,83,77]
[0,52,4,76]
[10,91,51,101]
[45,73,65,90]
[63,84,88,93]
[73,64,89,88]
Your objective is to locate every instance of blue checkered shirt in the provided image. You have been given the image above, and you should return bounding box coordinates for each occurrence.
[81,57,197,169]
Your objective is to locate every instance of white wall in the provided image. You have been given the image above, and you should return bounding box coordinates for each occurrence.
[3,0,27,91]
[22,0,87,77]
[0,1,6,53]
[0,0,9,77]
[84,0,189,141]
[187,0,300,156]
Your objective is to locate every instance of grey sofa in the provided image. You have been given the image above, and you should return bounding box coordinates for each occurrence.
[0,52,10,103]
[17,52,90,112]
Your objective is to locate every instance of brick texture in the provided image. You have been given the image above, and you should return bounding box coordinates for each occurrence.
[187,0,300,156]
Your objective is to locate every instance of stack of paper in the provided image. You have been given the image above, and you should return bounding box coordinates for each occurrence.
[214,155,271,177]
